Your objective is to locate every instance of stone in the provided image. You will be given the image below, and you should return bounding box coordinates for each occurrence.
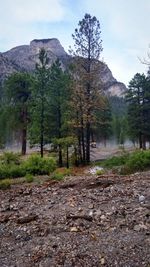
[1,39,126,96]
[70,227,78,232]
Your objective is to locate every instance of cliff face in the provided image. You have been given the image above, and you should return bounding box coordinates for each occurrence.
[0,38,126,96]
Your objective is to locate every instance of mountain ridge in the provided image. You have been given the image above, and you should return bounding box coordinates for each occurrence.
[0,38,126,96]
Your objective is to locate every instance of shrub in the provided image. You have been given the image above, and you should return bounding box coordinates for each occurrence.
[23,155,56,175]
[96,169,105,175]
[25,174,34,183]
[51,172,64,181]
[0,179,11,190]
[50,167,71,181]
[102,153,129,168]
[0,152,20,165]
[123,150,150,174]
[0,165,25,180]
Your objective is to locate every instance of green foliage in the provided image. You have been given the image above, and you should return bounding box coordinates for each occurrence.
[96,169,105,175]
[0,152,56,179]
[100,150,150,174]
[23,155,56,175]
[0,152,24,179]
[126,73,150,148]
[25,173,34,183]
[0,179,11,190]
[29,48,51,157]
[71,13,103,163]
[0,152,20,165]
[3,72,33,155]
[0,164,25,180]
[101,154,129,168]
[51,167,71,181]
[51,172,64,181]
[122,150,150,174]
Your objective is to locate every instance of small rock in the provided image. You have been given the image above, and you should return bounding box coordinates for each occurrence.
[70,226,78,232]
[134,225,141,231]
[17,214,38,224]
[89,204,94,209]
[88,210,94,217]
[139,195,145,203]
[100,258,105,265]
[100,215,106,220]
[95,210,102,216]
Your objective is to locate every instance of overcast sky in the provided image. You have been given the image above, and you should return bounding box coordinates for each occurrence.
[0,0,149,86]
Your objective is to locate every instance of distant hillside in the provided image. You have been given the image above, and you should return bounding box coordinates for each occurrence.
[0,38,127,96]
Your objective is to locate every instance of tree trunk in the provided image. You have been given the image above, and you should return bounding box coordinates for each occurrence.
[66,146,69,169]
[74,146,79,166]
[58,144,63,167]
[21,107,27,155]
[40,83,44,158]
[40,106,44,158]
[78,135,82,163]
[139,132,143,149]
[142,135,146,150]
[81,126,86,164]
[21,128,27,155]
[86,122,90,164]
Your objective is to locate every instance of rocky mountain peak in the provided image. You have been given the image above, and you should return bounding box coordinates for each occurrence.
[0,38,127,96]
[30,38,67,57]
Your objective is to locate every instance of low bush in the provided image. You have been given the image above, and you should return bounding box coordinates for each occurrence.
[96,169,105,175]
[50,167,71,181]
[121,150,150,174]
[0,165,25,180]
[0,152,20,165]
[23,155,56,175]
[101,153,129,168]
[0,179,11,190]
[51,172,64,181]
[25,173,34,183]
[100,150,150,174]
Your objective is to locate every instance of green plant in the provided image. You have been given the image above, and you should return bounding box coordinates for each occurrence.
[0,152,20,165]
[122,150,150,174]
[101,153,129,168]
[0,179,11,189]
[25,173,34,183]
[96,169,105,175]
[50,167,71,181]
[51,172,64,181]
[23,155,56,175]
[0,164,25,180]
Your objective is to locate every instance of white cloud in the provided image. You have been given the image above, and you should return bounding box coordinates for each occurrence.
[0,0,68,51]
[0,0,66,23]
[0,0,149,84]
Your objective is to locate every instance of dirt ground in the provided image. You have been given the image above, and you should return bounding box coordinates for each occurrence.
[0,169,150,267]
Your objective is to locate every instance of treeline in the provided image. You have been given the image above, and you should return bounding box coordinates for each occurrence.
[0,14,112,166]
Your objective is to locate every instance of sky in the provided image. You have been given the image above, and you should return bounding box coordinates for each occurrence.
[0,0,149,86]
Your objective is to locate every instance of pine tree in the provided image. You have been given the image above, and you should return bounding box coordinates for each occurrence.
[30,48,50,157]
[3,72,32,154]
[126,73,150,149]
[71,13,103,163]
[49,59,72,166]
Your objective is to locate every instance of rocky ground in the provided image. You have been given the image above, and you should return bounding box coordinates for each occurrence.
[0,169,150,267]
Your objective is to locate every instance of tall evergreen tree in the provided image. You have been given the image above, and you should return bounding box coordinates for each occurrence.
[126,73,150,149]
[30,48,50,157]
[3,72,32,155]
[71,13,103,163]
[49,59,72,166]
